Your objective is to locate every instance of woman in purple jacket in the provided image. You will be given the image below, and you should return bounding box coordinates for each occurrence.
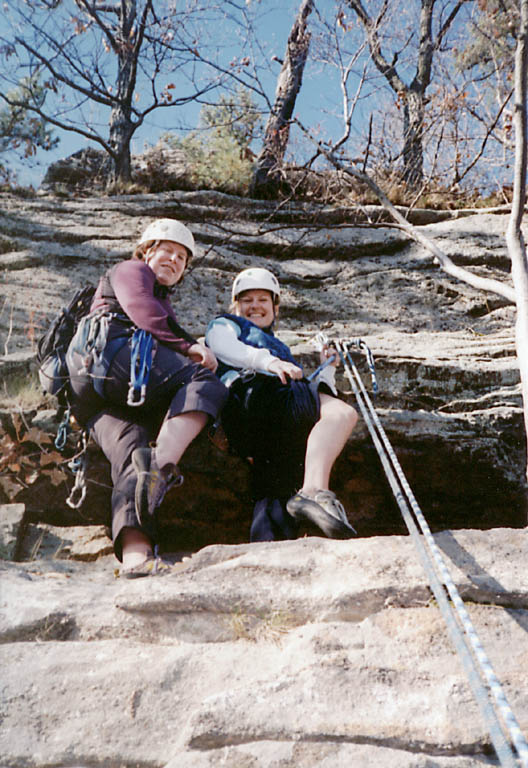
[67,219,227,577]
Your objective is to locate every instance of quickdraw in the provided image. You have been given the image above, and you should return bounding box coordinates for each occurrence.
[55,405,72,451]
[66,431,89,509]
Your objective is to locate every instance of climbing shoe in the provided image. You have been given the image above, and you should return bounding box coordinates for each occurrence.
[120,555,178,579]
[131,446,182,526]
[286,489,357,539]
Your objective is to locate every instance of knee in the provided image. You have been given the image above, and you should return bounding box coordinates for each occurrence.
[203,369,229,407]
[328,399,358,434]
[342,401,358,433]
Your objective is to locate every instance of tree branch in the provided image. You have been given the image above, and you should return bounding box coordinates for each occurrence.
[505,0,528,482]
[0,92,114,156]
[294,116,517,304]
[345,0,406,93]
[14,37,116,108]
[75,0,120,56]
[436,0,467,49]
[455,87,514,185]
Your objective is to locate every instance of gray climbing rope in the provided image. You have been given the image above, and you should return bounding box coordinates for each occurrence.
[335,337,528,768]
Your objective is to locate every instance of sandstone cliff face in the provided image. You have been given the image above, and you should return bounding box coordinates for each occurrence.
[0,190,525,538]
[0,190,527,767]
[1,515,527,768]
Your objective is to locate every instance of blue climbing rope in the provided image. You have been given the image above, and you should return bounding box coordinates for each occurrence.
[307,354,336,382]
[127,329,153,406]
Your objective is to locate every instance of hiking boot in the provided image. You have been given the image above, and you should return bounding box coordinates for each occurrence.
[286,489,357,539]
[120,555,180,579]
[131,446,182,526]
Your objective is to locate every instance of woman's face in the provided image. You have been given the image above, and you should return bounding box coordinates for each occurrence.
[145,240,188,286]
[237,289,275,328]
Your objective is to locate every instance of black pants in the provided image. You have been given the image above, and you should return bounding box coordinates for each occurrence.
[221,375,320,541]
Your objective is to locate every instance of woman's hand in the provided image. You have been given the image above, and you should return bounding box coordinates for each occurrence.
[268,359,303,384]
[188,343,218,373]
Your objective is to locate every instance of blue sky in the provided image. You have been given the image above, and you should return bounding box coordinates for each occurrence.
[5,0,512,194]
[11,0,357,187]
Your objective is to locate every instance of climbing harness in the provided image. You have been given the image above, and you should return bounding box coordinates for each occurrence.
[127,328,153,406]
[334,336,528,768]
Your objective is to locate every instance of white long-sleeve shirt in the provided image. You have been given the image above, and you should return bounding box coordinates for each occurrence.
[206,316,337,394]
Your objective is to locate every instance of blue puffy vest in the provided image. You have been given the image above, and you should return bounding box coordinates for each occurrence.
[209,313,300,382]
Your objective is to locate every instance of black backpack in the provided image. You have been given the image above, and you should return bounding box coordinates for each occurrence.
[37,284,96,404]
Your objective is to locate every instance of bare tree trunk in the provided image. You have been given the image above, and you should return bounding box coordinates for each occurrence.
[345,0,464,186]
[108,109,134,183]
[402,88,426,186]
[506,0,528,483]
[250,0,314,199]
[107,0,139,184]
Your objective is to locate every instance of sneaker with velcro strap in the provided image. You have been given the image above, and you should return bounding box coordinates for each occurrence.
[131,446,182,526]
[286,489,357,539]
[120,555,187,579]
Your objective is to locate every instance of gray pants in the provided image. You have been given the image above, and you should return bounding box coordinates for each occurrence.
[69,341,227,559]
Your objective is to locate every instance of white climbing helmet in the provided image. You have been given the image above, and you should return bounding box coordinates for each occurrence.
[232,267,280,303]
[134,218,196,260]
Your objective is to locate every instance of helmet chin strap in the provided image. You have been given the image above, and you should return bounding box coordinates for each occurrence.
[270,300,280,329]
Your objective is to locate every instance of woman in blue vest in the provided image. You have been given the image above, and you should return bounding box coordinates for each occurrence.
[205,267,358,541]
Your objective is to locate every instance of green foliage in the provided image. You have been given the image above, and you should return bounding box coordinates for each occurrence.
[163,87,262,195]
[455,1,518,75]
[0,73,58,187]
[199,87,262,152]
[0,74,59,158]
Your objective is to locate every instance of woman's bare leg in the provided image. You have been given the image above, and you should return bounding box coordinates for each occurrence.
[301,393,357,493]
[121,527,154,569]
[155,410,209,469]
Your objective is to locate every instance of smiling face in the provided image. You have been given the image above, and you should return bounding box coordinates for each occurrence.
[236,289,276,328]
[145,240,188,286]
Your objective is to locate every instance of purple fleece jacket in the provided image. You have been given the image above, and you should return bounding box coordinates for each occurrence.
[91,259,195,355]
